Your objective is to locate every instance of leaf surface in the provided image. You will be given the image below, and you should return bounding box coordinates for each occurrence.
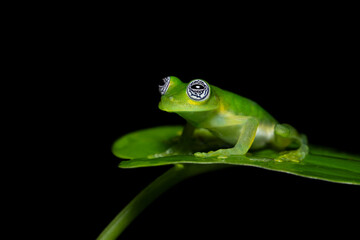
[113,126,360,185]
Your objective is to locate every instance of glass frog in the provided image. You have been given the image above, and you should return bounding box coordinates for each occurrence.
[156,76,308,162]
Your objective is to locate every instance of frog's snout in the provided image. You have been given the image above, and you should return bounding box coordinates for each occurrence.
[159,95,175,112]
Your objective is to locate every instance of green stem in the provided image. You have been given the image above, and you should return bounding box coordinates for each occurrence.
[97,164,225,240]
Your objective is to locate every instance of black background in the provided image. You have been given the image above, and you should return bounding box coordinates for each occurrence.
[18,18,360,239]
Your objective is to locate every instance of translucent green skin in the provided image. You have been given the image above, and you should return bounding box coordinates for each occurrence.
[158,76,308,162]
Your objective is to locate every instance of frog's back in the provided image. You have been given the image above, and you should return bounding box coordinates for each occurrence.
[212,85,277,123]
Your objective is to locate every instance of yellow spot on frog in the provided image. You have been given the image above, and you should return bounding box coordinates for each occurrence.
[218,101,226,113]
[187,99,202,105]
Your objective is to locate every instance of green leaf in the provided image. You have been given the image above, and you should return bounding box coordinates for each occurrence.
[113,125,360,185]
[112,125,183,159]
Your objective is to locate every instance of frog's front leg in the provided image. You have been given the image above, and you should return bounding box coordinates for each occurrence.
[195,117,259,158]
[148,123,195,158]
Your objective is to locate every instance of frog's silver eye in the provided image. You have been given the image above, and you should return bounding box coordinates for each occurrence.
[187,79,210,101]
[159,76,170,95]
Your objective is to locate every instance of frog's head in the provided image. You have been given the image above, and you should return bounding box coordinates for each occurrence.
[158,76,219,113]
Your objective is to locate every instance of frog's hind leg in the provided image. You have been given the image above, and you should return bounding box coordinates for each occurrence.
[273,124,309,163]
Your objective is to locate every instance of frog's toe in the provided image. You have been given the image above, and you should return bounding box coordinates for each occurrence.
[194,149,231,158]
[194,151,212,158]
[147,152,168,159]
[275,150,305,163]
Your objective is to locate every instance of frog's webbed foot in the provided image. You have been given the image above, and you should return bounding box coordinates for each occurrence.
[147,150,173,159]
[274,124,309,163]
[275,145,309,163]
[194,148,245,159]
[147,144,193,159]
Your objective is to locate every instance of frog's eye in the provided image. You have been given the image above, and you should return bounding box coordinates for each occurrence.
[187,79,210,101]
[159,76,170,95]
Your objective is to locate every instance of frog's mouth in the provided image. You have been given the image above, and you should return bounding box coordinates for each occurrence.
[158,97,219,113]
[158,99,179,112]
